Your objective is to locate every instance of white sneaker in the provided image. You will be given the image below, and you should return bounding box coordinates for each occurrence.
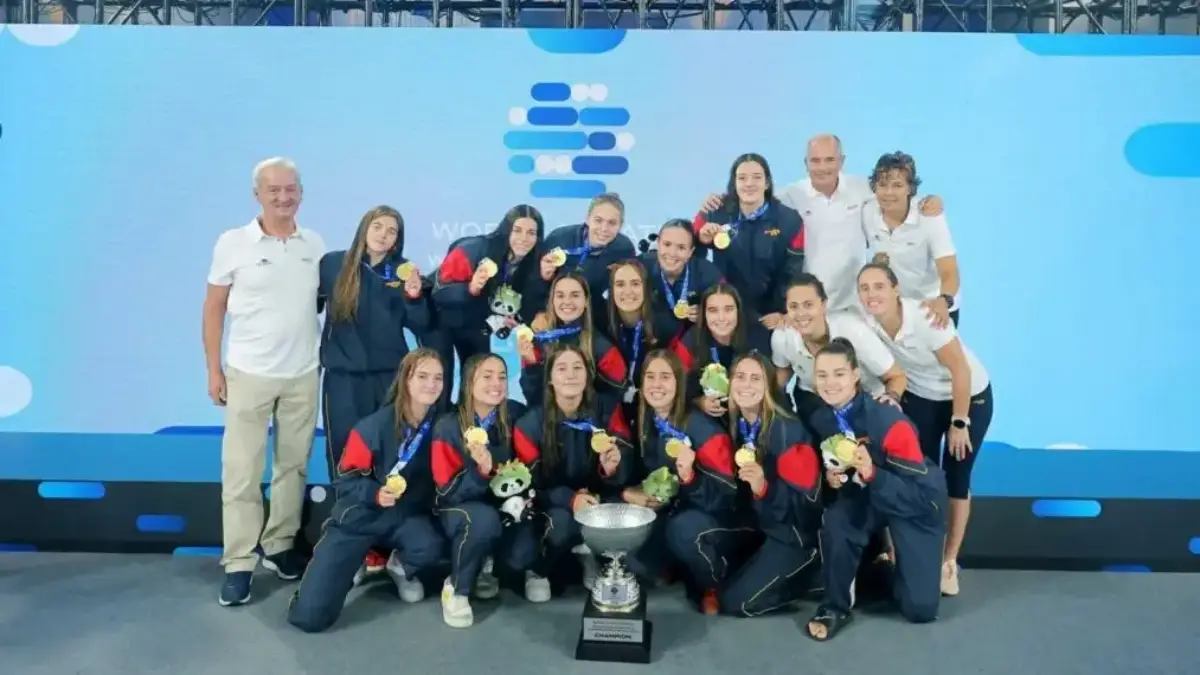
[386,552,425,603]
[849,578,857,608]
[524,571,551,603]
[474,556,499,600]
[441,578,473,628]
[941,560,961,597]
[578,552,600,590]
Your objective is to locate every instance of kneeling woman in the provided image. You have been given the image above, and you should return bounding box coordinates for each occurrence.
[718,353,823,617]
[431,353,529,628]
[513,345,635,591]
[287,348,447,633]
[624,350,739,614]
[805,339,948,641]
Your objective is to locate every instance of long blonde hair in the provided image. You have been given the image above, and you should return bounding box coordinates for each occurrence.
[637,349,688,456]
[726,352,793,463]
[331,205,404,323]
[545,272,595,367]
[387,347,442,438]
[456,353,512,446]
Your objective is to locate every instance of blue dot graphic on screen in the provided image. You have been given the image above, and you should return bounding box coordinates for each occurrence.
[507,82,634,200]
[1030,499,1103,518]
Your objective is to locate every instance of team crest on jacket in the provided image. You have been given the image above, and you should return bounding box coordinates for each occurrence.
[386,280,403,288]
[765,228,780,237]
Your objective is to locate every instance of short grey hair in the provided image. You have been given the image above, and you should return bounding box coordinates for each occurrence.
[252,157,300,188]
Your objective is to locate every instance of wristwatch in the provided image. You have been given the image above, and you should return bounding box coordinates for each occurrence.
[940,294,956,310]
[951,416,970,430]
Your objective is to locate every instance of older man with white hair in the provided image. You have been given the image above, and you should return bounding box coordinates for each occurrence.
[202,157,326,607]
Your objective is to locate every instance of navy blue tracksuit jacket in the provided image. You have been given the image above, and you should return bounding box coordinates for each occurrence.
[544,224,636,318]
[286,403,445,633]
[811,393,948,622]
[318,250,431,471]
[692,199,806,319]
[637,251,724,348]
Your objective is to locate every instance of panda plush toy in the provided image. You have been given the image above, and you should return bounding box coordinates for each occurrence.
[489,460,536,527]
[484,286,522,340]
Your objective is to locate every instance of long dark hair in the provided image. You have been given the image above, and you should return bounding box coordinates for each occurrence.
[694,283,751,371]
[720,152,776,217]
[544,273,596,366]
[331,205,404,323]
[605,259,658,348]
[539,344,595,478]
[456,353,512,446]
[638,349,689,455]
[480,204,545,301]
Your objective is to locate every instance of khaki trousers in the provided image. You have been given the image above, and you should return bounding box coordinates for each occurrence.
[220,366,319,573]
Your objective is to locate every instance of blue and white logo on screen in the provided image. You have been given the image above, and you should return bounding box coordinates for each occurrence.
[504,82,633,200]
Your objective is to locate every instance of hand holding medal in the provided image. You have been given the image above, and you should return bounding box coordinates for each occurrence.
[465,426,493,474]
[592,431,622,476]
[666,438,695,477]
[735,447,765,495]
[399,262,422,297]
[378,475,407,507]
[713,226,732,250]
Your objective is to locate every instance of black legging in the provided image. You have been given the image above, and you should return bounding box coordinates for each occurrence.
[900,385,993,499]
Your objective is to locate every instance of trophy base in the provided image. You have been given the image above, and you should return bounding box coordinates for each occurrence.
[575,592,653,664]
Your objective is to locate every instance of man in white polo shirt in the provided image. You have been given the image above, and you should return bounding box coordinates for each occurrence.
[774,135,942,313]
[202,157,326,607]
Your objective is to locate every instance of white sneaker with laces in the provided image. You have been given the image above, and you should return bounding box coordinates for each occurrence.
[441,578,473,628]
[475,556,500,599]
[386,552,425,603]
[524,571,551,603]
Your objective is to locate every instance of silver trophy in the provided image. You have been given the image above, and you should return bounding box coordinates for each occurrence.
[574,504,656,663]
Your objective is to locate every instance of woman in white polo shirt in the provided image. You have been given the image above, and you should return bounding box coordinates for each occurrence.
[856,262,993,598]
[861,152,961,328]
[771,273,907,426]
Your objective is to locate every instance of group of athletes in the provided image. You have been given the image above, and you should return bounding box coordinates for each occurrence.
[275,136,995,641]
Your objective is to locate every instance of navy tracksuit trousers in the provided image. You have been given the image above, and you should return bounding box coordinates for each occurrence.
[322,370,396,476]
[287,504,444,633]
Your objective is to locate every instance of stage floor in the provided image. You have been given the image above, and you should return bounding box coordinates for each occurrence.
[1,554,1197,675]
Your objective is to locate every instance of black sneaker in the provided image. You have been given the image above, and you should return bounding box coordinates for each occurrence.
[218,571,253,607]
[262,549,306,581]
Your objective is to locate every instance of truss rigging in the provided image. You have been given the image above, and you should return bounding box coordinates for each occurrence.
[4,0,1198,33]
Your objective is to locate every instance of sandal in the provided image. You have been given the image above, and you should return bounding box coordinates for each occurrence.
[805,605,854,642]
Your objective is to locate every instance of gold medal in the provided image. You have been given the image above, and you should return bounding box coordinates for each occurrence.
[397,261,415,281]
[465,426,489,446]
[713,230,731,250]
[515,325,535,343]
[478,258,499,279]
[833,438,858,464]
[549,247,568,267]
[735,446,757,468]
[386,475,408,495]
[590,431,611,454]
[673,300,689,319]
[665,438,688,459]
